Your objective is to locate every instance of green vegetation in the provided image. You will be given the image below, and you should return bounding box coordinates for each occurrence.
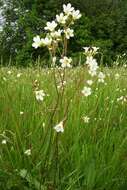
[0,0,127,65]
[0,66,127,189]
[0,1,127,190]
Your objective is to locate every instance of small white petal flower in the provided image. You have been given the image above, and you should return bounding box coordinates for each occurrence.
[83,47,99,55]
[3,77,7,81]
[92,47,99,53]
[98,72,105,79]
[60,56,72,68]
[63,3,74,15]
[54,121,64,133]
[87,80,93,86]
[20,111,24,115]
[98,72,105,83]
[2,139,7,144]
[24,149,31,156]
[32,36,43,49]
[50,29,62,40]
[86,56,99,76]
[115,73,120,80]
[41,37,52,46]
[56,13,68,24]
[57,80,67,89]
[35,90,45,101]
[42,122,45,128]
[82,116,90,123]
[86,56,98,69]
[117,96,124,102]
[44,21,57,31]
[64,28,74,39]
[82,86,92,97]
[7,70,12,75]
[83,47,90,53]
[17,73,22,78]
[72,10,82,20]
[89,70,97,77]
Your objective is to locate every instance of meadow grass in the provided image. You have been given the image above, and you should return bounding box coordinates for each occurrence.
[0,66,127,190]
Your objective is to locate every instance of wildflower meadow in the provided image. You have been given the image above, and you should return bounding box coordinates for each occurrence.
[0,2,127,190]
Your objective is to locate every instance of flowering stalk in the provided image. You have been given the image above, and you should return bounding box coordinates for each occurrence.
[81,47,106,98]
[32,3,82,188]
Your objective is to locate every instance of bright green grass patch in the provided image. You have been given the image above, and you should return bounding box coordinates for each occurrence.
[0,66,127,190]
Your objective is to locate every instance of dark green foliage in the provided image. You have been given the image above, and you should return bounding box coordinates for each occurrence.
[0,0,127,65]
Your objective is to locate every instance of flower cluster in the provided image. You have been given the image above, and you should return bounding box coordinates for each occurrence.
[60,56,72,68]
[82,116,90,123]
[54,121,64,133]
[83,47,99,57]
[115,73,120,80]
[117,95,127,104]
[84,47,99,77]
[98,72,105,83]
[82,47,105,97]
[35,90,45,101]
[24,149,31,156]
[82,86,92,97]
[32,3,81,68]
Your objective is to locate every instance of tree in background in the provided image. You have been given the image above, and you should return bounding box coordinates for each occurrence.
[0,0,127,66]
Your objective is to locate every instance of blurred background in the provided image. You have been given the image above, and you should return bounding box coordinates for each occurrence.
[0,0,127,66]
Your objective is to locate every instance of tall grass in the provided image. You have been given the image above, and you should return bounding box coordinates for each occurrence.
[0,66,127,190]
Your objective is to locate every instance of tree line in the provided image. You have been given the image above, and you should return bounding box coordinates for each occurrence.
[0,0,127,66]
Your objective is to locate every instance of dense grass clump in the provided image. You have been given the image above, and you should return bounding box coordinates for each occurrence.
[0,66,127,190]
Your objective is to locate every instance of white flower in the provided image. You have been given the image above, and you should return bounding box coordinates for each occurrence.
[42,122,45,128]
[56,13,68,24]
[63,3,74,15]
[41,37,52,46]
[87,80,93,86]
[98,72,105,83]
[2,139,7,144]
[82,116,90,123]
[20,111,24,115]
[117,96,124,102]
[3,77,7,81]
[24,149,31,156]
[92,47,99,53]
[44,21,57,31]
[7,70,12,75]
[89,70,97,77]
[54,121,64,133]
[35,90,45,101]
[64,28,74,39]
[83,47,99,55]
[17,73,22,78]
[86,56,98,76]
[86,56,98,69]
[60,56,72,68]
[50,29,62,39]
[32,36,43,49]
[72,10,81,20]
[98,72,105,78]
[57,80,67,89]
[117,96,127,104]
[115,73,120,80]
[83,47,90,53]
[82,86,92,97]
